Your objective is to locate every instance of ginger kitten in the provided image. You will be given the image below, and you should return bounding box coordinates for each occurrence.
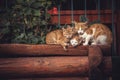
[70,34,84,47]
[46,25,76,50]
[74,21,113,45]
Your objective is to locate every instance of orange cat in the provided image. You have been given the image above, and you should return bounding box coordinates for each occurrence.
[74,21,113,45]
[73,21,88,35]
[46,25,76,50]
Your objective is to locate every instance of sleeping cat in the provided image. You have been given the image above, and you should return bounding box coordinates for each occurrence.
[46,25,76,50]
[74,22,113,45]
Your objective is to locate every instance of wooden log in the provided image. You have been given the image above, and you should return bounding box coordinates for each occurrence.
[0,44,111,56]
[50,10,116,24]
[88,46,103,80]
[89,46,103,68]
[88,46,112,80]
[0,57,89,78]
[88,57,112,80]
[0,44,88,56]
[0,57,111,79]
[50,10,112,15]
[51,14,114,24]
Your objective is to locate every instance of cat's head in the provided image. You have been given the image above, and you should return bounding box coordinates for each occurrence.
[70,34,83,47]
[62,25,76,39]
[73,21,88,35]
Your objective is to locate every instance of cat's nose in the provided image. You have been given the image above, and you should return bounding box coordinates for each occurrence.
[78,31,83,35]
[67,35,72,38]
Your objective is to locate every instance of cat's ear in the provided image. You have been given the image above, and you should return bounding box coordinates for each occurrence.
[67,25,71,28]
[84,21,88,25]
[62,27,65,31]
[72,21,77,25]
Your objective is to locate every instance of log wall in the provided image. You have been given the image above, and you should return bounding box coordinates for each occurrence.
[50,10,115,24]
[0,44,112,80]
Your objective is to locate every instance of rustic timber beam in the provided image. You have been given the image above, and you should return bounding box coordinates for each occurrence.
[50,10,112,15]
[0,57,111,79]
[0,44,111,56]
[0,44,88,56]
[50,10,116,24]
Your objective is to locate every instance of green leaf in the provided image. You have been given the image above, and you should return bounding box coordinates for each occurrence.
[22,7,32,15]
[33,9,41,16]
[1,28,10,34]
[36,0,46,2]
[41,20,47,25]
[46,13,51,20]
[17,33,25,39]
[16,0,25,4]
[31,37,39,44]
[31,2,42,9]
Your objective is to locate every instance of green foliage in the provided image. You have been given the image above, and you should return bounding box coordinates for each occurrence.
[79,15,89,22]
[0,0,67,44]
[0,0,53,44]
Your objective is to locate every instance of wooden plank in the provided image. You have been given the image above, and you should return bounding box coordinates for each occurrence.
[0,44,111,57]
[0,57,111,79]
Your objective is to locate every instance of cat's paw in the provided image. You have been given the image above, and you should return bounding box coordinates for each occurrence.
[66,43,70,46]
[64,43,69,46]
[63,47,68,51]
[83,43,88,46]
[91,42,97,45]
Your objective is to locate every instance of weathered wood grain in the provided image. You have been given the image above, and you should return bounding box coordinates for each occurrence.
[0,57,111,78]
[0,57,89,78]
[0,44,88,56]
[0,44,111,56]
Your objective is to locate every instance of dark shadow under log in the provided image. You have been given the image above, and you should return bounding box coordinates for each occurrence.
[9,77,89,80]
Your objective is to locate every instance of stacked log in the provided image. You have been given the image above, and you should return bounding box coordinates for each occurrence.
[0,44,112,79]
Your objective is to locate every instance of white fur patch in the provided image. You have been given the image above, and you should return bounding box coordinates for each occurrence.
[82,33,93,45]
[82,32,88,38]
[78,27,84,34]
[96,35,107,45]
[70,39,79,47]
